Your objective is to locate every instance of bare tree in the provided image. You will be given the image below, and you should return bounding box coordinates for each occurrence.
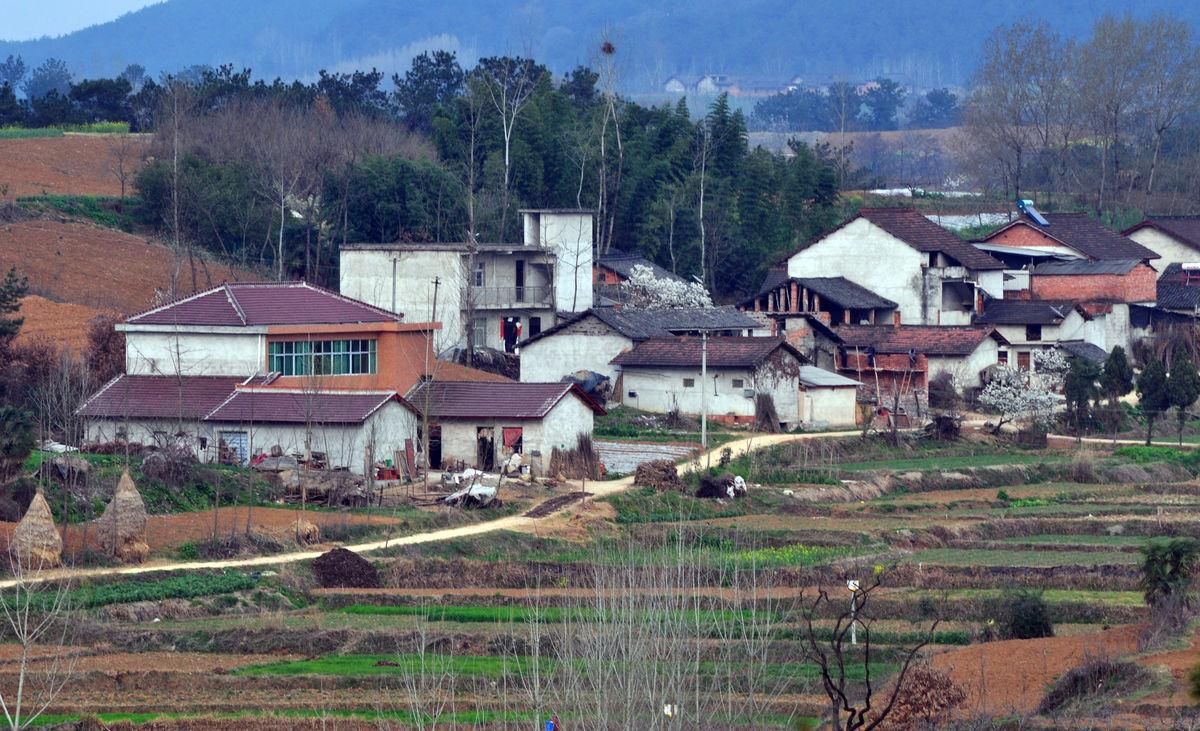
[476,56,542,239]
[1139,16,1200,197]
[105,134,142,208]
[0,558,76,730]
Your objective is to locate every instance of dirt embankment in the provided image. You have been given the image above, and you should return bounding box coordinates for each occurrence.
[0,220,259,314]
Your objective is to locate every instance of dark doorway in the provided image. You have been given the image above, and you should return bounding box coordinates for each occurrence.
[476,427,495,470]
[429,424,442,469]
[502,317,521,352]
[515,260,526,301]
[529,316,542,338]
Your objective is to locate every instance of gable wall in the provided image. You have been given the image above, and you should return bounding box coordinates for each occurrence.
[1127,228,1199,273]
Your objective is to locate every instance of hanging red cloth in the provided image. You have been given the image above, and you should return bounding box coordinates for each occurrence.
[502,427,523,449]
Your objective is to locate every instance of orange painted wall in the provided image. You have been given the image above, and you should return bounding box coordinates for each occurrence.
[262,322,437,394]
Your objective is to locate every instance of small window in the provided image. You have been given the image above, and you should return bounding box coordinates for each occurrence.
[1025,325,1042,341]
[474,262,486,287]
[731,378,745,389]
[683,378,695,388]
[998,350,1008,365]
[471,317,488,347]
[1017,351,1031,371]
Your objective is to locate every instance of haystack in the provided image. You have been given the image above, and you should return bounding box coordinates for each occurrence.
[12,492,62,569]
[292,519,320,546]
[96,470,149,564]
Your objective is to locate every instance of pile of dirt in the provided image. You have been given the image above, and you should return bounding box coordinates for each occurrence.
[634,460,684,491]
[11,491,62,568]
[96,470,149,564]
[312,547,380,589]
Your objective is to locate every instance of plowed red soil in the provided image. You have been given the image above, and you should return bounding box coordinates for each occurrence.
[0,220,260,313]
[930,625,1139,716]
[14,295,106,352]
[0,134,149,197]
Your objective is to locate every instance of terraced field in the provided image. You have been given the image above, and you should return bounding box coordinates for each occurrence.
[1,434,1198,729]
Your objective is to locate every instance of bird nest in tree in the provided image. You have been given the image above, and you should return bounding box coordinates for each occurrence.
[96,470,149,564]
[11,492,62,569]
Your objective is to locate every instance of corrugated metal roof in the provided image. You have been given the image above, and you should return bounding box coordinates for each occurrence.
[405,381,603,419]
[799,366,860,388]
[77,375,242,420]
[1031,259,1141,276]
[610,336,803,368]
[205,389,411,424]
[127,282,402,327]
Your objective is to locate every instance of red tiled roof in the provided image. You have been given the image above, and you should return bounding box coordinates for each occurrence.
[205,389,414,424]
[405,381,604,419]
[126,282,402,327]
[833,325,1005,356]
[77,375,241,420]
[1124,216,1200,253]
[857,208,1006,270]
[610,336,803,368]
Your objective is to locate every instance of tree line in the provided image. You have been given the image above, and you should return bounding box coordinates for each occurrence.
[42,50,836,302]
[750,79,960,133]
[964,14,1200,213]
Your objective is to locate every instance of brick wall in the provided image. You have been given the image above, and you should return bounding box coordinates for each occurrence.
[1030,264,1156,302]
[987,223,1056,248]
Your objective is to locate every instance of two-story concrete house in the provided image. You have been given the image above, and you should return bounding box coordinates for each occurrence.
[1124,216,1200,273]
[340,209,594,355]
[783,208,1007,326]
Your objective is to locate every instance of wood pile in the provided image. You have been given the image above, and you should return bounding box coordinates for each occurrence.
[312,547,379,588]
[11,492,62,568]
[548,433,602,480]
[96,470,149,564]
[634,460,684,491]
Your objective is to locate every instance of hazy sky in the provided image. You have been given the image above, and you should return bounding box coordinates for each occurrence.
[2,0,159,41]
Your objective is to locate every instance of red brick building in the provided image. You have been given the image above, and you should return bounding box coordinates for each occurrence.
[1028,259,1157,303]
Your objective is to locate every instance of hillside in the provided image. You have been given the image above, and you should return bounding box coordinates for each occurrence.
[2,0,1198,90]
[0,134,149,198]
[14,295,105,352]
[0,219,258,314]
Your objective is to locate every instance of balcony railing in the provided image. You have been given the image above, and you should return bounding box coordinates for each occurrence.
[462,285,553,308]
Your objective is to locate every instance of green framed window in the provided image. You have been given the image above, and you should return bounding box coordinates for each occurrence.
[269,339,376,376]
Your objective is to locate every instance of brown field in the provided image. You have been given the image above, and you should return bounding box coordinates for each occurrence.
[0,220,259,313]
[13,294,107,352]
[0,134,149,198]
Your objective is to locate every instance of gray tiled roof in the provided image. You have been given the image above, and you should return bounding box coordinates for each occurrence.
[1057,341,1108,363]
[597,249,686,283]
[1031,259,1142,275]
[521,306,759,347]
[976,300,1072,325]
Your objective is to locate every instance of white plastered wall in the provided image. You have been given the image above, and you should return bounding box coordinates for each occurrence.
[340,249,465,352]
[124,331,263,376]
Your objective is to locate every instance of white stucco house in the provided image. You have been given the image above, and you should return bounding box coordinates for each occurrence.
[1124,217,1200,273]
[76,281,434,475]
[340,209,595,355]
[404,381,604,473]
[610,336,813,429]
[518,306,760,384]
[784,208,1007,326]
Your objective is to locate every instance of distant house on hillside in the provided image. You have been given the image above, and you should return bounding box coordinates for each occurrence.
[1123,216,1200,273]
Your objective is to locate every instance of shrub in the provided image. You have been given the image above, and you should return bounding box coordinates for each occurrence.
[1037,654,1150,715]
[1001,590,1054,640]
[176,542,199,560]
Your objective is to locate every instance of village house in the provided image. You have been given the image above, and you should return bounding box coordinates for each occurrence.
[975,300,1098,371]
[1155,263,1200,314]
[77,282,430,473]
[518,306,759,384]
[980,207,1158,265]
[1025,259,1156,303]
[609,336,817,428]
[404,381,603,473]
[339,209,594,355]
[739,268,899,340]
[1124,216,1200,273]
[825,324,1007,404]
[782,208,1006,326]
[592,248,686,304]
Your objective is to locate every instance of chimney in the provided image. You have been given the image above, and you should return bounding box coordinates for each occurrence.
[892,312,901,329]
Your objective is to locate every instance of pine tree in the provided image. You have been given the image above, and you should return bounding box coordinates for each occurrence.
[1168,356,1200,446]
[0,267,27,355]
[1137,359,1171,445]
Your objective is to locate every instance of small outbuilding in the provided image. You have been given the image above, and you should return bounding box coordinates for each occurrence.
[610,336,810,429]
[798,366,861,427]
[405,381,605,473]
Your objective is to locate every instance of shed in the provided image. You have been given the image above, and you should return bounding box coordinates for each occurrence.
[798,366,861,427]
[405,381,604,473]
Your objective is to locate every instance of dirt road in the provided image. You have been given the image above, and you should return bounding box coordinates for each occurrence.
[0,430,859,588]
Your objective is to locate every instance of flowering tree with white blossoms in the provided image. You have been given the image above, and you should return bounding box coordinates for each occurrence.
[1032,348,1070,390]
[619,264,713,309]
[979,365,1058,434]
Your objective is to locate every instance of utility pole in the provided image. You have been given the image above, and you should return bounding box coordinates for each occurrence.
[391,257,398,313]
[431,276,441,324]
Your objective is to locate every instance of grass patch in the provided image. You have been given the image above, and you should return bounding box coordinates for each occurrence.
[607,487,749,524]
[17,194,139,231]
[839,453,1066,472]
[926,588,1145,607]
[59,571,258,609]
[337,604,778,626]
[1001,534,1150,547]
[0,127,64,139]
[907,548,1139,567]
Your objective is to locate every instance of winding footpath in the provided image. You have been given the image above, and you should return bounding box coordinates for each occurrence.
[0,430,862,588]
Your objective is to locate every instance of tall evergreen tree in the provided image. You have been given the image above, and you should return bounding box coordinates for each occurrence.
[1138,359,1171,445]
[0,267,27,355]
[1168,356,1200,446]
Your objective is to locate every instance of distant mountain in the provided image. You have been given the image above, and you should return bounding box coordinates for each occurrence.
[3,0,1198,92]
